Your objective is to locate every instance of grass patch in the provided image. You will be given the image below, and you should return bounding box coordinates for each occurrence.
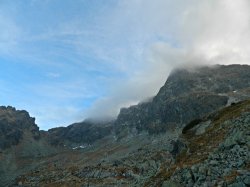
[146,100,250,186]
[223,170,239,183]
[212,100,250,126]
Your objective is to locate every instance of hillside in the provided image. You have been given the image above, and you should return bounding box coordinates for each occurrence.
[12,100,250,186]
[147,100,250,187]
[0,64,250,186]
[115,64,250,139]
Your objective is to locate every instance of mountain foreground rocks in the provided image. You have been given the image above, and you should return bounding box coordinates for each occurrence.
[0,64,250,186]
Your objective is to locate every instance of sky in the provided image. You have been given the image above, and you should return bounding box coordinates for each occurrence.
[0,0,250,130]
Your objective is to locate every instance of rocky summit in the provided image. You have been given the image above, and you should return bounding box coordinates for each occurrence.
[0,64,250,187]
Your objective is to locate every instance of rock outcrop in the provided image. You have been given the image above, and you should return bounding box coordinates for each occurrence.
[1,64,250,186]
[0,106,39,150]
[115,65,250,139]
[13,100,250,187]
[47,120,113,147]
[148,100,250,187]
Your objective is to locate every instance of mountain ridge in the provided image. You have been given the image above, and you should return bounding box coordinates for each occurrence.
[0,64,250,186]
[114,64,250,139]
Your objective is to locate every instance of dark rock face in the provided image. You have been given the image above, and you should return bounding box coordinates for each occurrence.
[159,101,250,187]
[115,65,250,138]
[0,107,56,186]
[0,106,39,150]
[13,100,250,187]
[48,121,113,146]
[1,64,250,187]
[156,64,250,98]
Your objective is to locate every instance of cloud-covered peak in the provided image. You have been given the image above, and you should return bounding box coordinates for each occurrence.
[0,0,249,129]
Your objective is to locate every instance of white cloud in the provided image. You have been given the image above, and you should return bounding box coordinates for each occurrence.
[177,0,250,65]
[0,13,21,56]
[1,0,250,126]
[87,0,250,118]
[46,72,61,78]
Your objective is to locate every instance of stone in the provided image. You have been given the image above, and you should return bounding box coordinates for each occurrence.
[162,180,182,187]
[207,168,212,176]
[237,170,250,175]
[209,160,218,166]
[18,181,23,186]
[243,175,250,185]
[198,166,207,175]
[228,181,246,187]
[223,168,231,175]
[224,130,244,149]
[195,121,211,135]
[237,159,245,167]
[234,144,241,151]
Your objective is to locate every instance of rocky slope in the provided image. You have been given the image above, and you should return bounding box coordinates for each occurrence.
[147,100,250,187]
[0,106,39,151]
[0,64,250,186]
[0,107,58,186]
[115,64,250,139]
[47,120,113,147]
[13,100,250,187]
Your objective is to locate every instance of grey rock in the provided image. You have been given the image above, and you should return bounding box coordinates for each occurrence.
[191,165,198,173]
[243,175,250,185]
[198,166,207,175]
[223,131,242,148]
[115,64,250,138]
[228,181,246,187]
[237,159,245,167]
[237,170,250,176]
[48,120,113,146]
[184,170,192,180]
[209,160,218,166]
[194,121,211,135]
[162,180,182,187]
[170,139,187,157]
[234,145,241,151]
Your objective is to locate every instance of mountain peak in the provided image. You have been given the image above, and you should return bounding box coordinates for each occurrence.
[0,106,39,150]
[1,64,250,186]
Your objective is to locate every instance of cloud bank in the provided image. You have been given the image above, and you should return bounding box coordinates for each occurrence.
[86,0,250,119]
[0,0,250,128]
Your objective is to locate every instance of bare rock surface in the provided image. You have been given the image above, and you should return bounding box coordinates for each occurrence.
[1,64,250,186]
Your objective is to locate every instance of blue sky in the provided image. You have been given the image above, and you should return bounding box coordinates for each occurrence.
[0,0,250,129]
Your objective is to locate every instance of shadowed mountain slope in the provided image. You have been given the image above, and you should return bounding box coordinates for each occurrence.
[0,64,250,186]
[115,64,250,139]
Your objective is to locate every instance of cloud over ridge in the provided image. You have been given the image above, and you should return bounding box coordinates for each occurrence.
[0,0,250,128]
[87,0,250,119]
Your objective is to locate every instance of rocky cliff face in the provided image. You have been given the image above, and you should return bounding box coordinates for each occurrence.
[0,106,40,151]
[0,107,57,185]
[1,64,250,186]
[148,100,250,187]
[14,100,250,187]
[115,65,250,139]
[47,120,113,147]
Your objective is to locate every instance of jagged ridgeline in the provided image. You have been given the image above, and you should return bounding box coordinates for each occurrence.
[0,106,39,150]
[0,64,250,186]
[115,64,250,138]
